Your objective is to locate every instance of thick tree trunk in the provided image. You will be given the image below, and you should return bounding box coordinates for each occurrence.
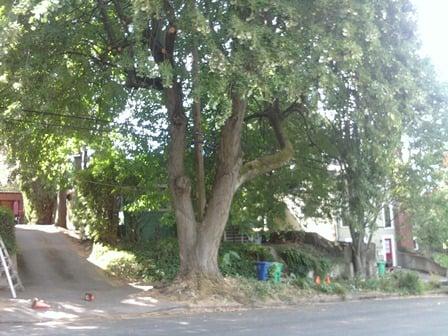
[166,83,197,277]
[351,234,368,277]
[36,201,55,224]
[167,89,295,283]
[170,93,246,280]
[56,189,67,228]
[160,16,293,284]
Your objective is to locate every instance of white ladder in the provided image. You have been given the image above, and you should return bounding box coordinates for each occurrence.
[0,236,23,298]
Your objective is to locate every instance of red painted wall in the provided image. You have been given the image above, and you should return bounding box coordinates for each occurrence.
[0,192,24,221]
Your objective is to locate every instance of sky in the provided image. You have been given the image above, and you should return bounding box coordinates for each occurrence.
[412,0,448,82]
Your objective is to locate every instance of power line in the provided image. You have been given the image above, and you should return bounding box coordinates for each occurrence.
[0,106,157,136]
[0,116,154,140]
[21,108,112,123]
[20,108,137,129]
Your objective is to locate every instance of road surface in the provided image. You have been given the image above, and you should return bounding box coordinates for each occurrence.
[2,225,448,335]
[2,296,448,335]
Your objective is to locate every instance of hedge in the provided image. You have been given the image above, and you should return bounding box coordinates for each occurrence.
[0,207,16,253]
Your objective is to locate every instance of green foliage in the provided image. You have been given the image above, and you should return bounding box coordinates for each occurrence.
[433,253,448,268]
[427,274,442,290]
[219,243,274,278]
[0,0,447,282]
[345,271,424,295]
[279,247,331,278]
[393,271,423,295]
[74,153,124,243]
[289,275,314,290]
[234,276,299,302]
[0,206,15,253]
[90,238,180,283]
[128,238,180,283]
[73,146,170,244]
[407,189,448,252]
[317,282,347,297]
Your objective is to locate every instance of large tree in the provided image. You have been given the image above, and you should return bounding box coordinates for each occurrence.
[0,0,434,282]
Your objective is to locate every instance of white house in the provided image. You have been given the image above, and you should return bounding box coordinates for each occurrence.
[284,198,398,267]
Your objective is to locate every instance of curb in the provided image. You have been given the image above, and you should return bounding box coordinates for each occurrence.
[2,291,448,324]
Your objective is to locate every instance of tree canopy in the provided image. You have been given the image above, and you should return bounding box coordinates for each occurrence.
[1,0,447,280]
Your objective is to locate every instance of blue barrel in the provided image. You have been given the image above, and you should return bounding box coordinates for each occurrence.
[256,261,272,281]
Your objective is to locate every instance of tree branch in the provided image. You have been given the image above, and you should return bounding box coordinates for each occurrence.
[125,70,164,91]
[244,112,268,122]
[111,0,132,29]
[96,0,116,44]
[237,100,294,187]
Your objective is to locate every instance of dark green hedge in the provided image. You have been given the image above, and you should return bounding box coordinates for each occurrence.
[0,207,16,253]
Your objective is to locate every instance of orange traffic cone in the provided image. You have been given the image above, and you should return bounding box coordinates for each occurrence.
[315,275,321,285]
[325,275,331,285]
[31,298,51,309]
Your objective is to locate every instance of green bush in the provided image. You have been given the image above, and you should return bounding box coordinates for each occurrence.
[290,275,314,290]
[392,271,423,294]
[279,247,331,278]
[0,207,15,253]
[90,238,180,283]
[427,274,442,290]
[344,270,424,295]
[132,238,180,282]
[219,243,274,278]
[433,253,448,268]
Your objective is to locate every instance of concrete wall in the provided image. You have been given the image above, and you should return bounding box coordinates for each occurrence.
[397,251,447,276]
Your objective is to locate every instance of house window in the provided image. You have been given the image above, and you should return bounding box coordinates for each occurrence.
[383,204,393,228]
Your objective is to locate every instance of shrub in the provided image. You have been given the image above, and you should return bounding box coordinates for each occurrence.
[0,207,15,253]
[427,274,442,290]
[290,275,314,290]
[279,247,331,278]
[433,253,448,268]
[89,238,180,283]
[219,243,274,278]
[132,238,180,282]
[392,271,423,294]
[88,243,144,280]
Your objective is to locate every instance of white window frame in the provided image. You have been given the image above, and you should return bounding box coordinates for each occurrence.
[381,203,394,228]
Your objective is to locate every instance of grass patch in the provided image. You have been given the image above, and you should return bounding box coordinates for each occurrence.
[341,270,424,295]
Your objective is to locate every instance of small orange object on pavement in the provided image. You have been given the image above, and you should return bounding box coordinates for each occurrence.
[315,275,321,285]
[84,293,95,301]
[31,298,51,309]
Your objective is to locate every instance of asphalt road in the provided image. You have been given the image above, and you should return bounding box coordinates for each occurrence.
[2,296,448,336]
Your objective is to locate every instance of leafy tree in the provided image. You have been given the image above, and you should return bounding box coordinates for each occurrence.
[0,0,441,283]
